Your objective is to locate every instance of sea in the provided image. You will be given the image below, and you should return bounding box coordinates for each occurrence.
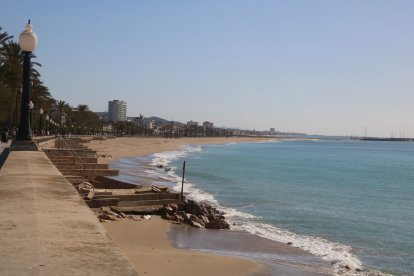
[110,139,414,276]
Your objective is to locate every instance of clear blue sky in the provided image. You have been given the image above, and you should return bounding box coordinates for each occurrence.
[3,0,414,137]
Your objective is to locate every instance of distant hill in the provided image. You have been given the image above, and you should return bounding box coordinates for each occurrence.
[148,116,185,126]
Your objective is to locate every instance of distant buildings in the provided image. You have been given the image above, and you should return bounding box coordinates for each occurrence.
[108,100,127,123]
[203,121,214,129]
[95,112,109,121]
[187,121,198,127]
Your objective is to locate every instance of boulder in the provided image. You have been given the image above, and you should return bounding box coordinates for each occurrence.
[198,215,210,224]
[98,213,117,221]
[172,213,184,223]
[77,182,94,192]
[162,213,173,221]
[86,190,95,200]
[101,207,118,217]
[190,221,203,228]
[170,204,178,212]
[205,219,230,230]
[184,200,203,215]
[160,205,174,216]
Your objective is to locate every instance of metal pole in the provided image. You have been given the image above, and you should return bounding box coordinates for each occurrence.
[181,161,186,203]
[16,52,33,140]
[39,113,43,135]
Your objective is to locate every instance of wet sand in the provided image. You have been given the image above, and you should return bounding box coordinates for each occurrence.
[103,217,267,276]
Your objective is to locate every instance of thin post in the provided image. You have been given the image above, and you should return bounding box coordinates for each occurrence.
[181,161,186,203]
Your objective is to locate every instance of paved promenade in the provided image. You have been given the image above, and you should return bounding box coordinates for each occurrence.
[0,150,138,275]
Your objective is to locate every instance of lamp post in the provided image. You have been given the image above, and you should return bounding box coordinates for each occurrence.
[29,101,34,133]
[16,20,37,141]
[45,115,49,134]
[39,108,43,135]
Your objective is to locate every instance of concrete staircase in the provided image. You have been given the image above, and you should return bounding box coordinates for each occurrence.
[45,137,182,213]
[84,191,182,211]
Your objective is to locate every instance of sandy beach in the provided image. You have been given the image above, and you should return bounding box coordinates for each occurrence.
[103,217,267,276]
[88,136,268,164]
[88,136,332,275]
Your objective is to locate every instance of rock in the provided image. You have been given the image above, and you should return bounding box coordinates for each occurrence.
[101,207,118,217]
[162,213,173,220]
[184,200,203,216]
[205,219,230,230]
[170,204,178,212]
[182,213,192,223]
[172,213,184,223]
[287,242,293,245]
[119,212,126,218]
[198,215,210,224]
[160,200,230,230]
[176,210,186,217]
[151,186,162,193]
[190,221,203,228]
[160,205,174,216]
[77,182,94,192]
[188,214,199,222]
[98,213,117,221]
[207,214,218,221]
[86,190,95,200]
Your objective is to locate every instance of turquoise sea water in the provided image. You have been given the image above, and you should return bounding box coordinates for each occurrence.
[113,139,414,275]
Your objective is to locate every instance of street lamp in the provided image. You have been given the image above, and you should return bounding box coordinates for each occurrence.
[45,115,49,134]
[16,20,37,141]
[39,108,43,135]
[29,100,34,134]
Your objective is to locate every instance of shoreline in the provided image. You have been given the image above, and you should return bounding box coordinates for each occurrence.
[88,136,270,164]
[103,217,267,276]
[88,136,333,275]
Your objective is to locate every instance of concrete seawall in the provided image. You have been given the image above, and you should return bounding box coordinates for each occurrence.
[0,151,138,275]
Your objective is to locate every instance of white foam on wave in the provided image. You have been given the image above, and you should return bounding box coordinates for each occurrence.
[147,144,378,276]
[151,145,202,167]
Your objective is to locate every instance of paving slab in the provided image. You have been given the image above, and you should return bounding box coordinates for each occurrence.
[0,151,138,275]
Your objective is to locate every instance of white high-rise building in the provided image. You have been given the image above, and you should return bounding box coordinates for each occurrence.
[108,100,127,123]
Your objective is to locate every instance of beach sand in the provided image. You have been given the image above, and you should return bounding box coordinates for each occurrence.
[87,136,268,164]
[103,217,267,276]
[88,136,333,275]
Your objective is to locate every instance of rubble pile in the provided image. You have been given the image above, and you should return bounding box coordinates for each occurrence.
[160,200,230,230]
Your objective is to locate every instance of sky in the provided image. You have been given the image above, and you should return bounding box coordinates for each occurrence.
[2,0,414,137]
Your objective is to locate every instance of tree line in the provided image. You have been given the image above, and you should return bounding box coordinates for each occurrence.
[0,26,104,135]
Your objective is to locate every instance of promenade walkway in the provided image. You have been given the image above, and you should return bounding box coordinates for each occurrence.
[0,150,138,275]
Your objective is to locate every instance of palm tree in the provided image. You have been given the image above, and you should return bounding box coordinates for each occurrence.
[56,100,71,133]
[32,79,52,108]
[0,41,41,127]
[0,27,13,45]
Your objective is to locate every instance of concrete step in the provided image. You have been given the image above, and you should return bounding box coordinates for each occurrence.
[118,198,181,207]
[55,163,109,170]
[110,205,164,214]
[60,169,119,177]
[93,192,180,201]
[64,175,89,184]
[48,156,98,163]
[85,198,120,208]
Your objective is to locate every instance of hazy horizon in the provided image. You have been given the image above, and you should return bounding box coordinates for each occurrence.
[3,1,414,137]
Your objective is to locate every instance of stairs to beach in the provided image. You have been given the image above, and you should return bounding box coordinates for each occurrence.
[44,137,182,214]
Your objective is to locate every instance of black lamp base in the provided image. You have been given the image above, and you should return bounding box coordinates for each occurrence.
[10,140,39,151]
